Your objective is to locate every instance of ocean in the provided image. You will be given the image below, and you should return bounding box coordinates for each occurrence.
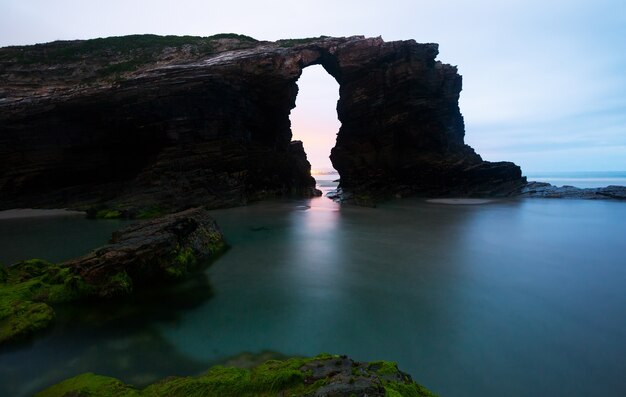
[0,174,625,397]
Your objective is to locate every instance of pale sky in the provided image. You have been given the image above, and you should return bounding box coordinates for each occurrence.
[1,0,625,172]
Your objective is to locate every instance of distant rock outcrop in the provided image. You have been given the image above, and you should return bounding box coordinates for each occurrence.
[0,34,525,212]
[521,182,626,200]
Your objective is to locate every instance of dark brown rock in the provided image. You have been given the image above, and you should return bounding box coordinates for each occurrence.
[0,34,526,211]
[64,207,226,297]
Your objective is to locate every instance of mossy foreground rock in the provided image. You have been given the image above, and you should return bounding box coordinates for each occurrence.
[65,207,226,296]
[0,208,225,345]
[35,355,437,397]
[0,259,91,344]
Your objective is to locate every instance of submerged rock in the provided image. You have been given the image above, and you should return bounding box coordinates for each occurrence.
[0,208,225,345]
[34,354,437,397]
[0,34,524,212]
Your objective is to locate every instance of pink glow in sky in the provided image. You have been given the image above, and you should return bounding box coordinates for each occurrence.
[290,65,340,171]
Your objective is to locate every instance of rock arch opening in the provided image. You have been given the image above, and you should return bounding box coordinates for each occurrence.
[0,36,526,212]
[290,65,340,193]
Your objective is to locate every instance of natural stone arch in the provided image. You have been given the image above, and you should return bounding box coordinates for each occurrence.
[288,37,523,199]
[0,35,524,213]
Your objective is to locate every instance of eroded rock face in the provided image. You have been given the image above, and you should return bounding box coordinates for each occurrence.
[0,34,525,211]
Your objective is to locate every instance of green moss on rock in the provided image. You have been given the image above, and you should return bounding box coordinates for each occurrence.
[276,36,330,47]
[0,259,90,344]
[35,355,437,397]
[1,34,238,64]
[369,360,400,376]
[1,209,227,345]
[384,382,438,397]
[0,300,55,344]
[35,373,139,397]
[136,207,165,219]
[96,271,133,298]
[95,209,123,219]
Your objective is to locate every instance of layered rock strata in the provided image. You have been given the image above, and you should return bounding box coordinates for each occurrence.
[0,34,525,212]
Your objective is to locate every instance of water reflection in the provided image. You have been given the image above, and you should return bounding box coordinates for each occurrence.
[1,198,626,397]
[0,214,131,264]
[0,274,216,397]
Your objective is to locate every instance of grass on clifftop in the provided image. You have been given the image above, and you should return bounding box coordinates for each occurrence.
[276,36,331,47]
[0,33,259,81]
[0,33,258,64]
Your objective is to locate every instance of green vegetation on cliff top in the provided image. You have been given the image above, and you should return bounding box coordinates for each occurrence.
[35,355,437,397]
[0,33,340,82]
[0,33,258,64]
[0,33,260,82]
[276,36,331,47]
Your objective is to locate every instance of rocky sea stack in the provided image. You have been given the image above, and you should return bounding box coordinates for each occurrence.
[0,34,525,213]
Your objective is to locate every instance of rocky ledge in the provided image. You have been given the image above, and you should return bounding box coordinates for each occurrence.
[35,354,436,397]
[521,182,626,200]
[0,208,225,345]
[0,34,524,213]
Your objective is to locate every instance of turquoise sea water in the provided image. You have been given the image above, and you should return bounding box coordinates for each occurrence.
[0,181,625,397]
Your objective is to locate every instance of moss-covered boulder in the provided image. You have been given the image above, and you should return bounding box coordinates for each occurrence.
[0,208,226,345]
[35,354,437,397]
[65,207,226,296]
[0,259,91,344]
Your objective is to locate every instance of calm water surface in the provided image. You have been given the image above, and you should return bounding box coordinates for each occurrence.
[0,211,130,264]
[0,191,625,397]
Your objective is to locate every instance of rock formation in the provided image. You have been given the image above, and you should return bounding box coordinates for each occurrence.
[65,207,226,296]
[0,207,225,345]
[521,181,626,200]
[0,34,525,212]
[35,354,436,397]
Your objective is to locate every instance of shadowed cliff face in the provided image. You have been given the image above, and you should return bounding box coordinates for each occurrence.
[0,35,525,212]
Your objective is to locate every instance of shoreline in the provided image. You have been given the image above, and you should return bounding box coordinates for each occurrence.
[0,209,85,220]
